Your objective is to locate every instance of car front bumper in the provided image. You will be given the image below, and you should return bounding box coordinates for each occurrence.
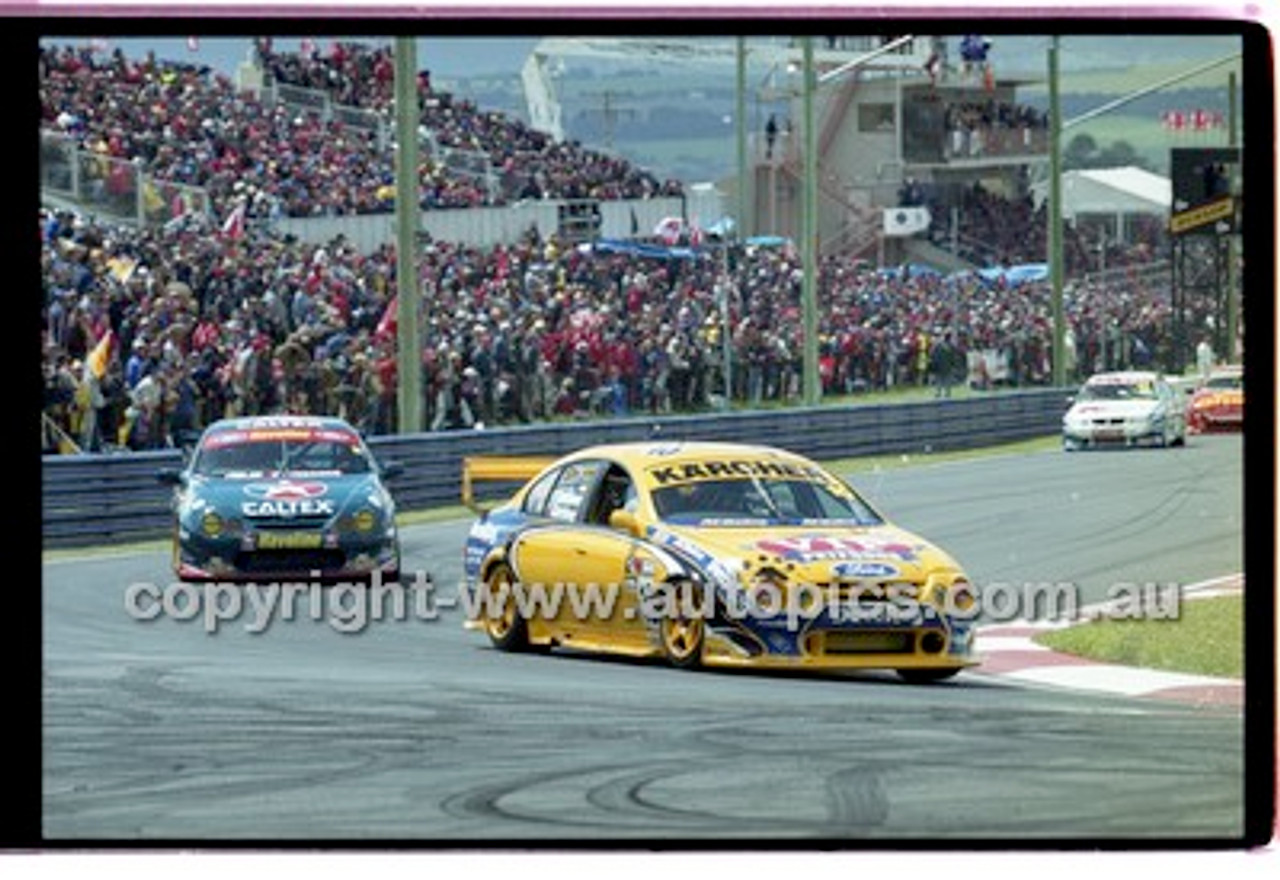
[175,529,400,582]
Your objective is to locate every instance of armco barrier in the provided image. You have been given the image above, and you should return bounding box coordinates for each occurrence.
[42,388,1070,548]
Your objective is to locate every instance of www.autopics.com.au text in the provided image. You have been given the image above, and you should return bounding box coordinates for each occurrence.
[123,573,1185,635]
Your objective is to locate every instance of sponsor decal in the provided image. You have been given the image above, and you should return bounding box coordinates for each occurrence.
[754,535,918,563]
[645,444,684,457]
[255,531,324,550]
[242,499,336,518]
[468,521,501,547]
[644,526,737,590]
[831,561,900,579]
[243,480,329,500]
[1194,393,1242,409]
[646,459,837,487]
[1169,195,1233,234]
[244,416,327,429]
[203,428,359,449]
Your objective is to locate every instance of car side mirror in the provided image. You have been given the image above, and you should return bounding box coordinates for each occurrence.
[156,468,185,486]
[1065,396,1075,407]
[609,509,642,537]
[380,462,404,481]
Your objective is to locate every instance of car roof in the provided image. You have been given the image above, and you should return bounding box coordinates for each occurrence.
[1085,370,1163,384]
[204,415,356,433]
[562,441,813,467]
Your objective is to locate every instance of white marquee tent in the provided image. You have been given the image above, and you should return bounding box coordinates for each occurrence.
[1030,166,1172,238]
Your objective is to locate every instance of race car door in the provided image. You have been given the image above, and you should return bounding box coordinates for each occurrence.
[508,459,641,650]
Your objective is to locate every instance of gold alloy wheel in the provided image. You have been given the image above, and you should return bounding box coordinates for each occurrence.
[484,588,516,641]
[482,564,528,650]
[661,611,705,669]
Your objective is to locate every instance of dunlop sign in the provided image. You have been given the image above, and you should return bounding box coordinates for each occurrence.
[1170,196,1235,235]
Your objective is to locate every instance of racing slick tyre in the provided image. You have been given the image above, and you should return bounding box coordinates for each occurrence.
[896,667,961,684]
[481,563,530,652]
[659,581,705,670]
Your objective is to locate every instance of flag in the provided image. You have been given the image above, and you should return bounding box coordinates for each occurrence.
[375,296,398,339]
[688,217,704,247]
[86,330,115,381]
[220,200,246,239]
[653,216,684,245]
[106,256,137,284]
[923,51,941,86]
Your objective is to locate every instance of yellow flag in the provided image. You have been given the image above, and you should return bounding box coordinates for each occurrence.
[86,330,114,380]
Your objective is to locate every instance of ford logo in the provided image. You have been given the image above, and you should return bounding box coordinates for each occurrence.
[831,561,899,579]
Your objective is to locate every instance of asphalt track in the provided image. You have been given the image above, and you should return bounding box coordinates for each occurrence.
[42,434,1246,841]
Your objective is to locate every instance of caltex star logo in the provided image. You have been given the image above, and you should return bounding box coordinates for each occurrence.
[243,480,328,500]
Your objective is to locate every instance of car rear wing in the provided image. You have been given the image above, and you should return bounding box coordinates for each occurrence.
[461,456,556,513]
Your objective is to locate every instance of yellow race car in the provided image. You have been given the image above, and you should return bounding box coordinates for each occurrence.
[461,442,978,682]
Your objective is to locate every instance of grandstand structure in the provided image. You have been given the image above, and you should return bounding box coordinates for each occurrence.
[522,36,1051,269]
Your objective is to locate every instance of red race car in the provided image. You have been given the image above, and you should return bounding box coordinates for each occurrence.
[1186,366,1244,433]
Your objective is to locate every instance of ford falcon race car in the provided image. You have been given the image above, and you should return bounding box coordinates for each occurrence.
[1062,370,1187,451]
[1186,366,1243,433]
[462,442,978,681]
[157,415,402,582]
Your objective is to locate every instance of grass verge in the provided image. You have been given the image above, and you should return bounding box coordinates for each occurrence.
[1032,594,1243,679]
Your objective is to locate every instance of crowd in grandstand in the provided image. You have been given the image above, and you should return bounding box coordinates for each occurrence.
[41,201,1195,454]
[943,99,1049,159]
[39,40,683,220]
[39,40,1201,455]
[922,182,1171,274]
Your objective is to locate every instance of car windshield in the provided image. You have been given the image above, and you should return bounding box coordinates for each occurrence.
[1078,381,1157,401]
[651,476,883,527]
[1205,374,1242,390]
[193,436,372,477]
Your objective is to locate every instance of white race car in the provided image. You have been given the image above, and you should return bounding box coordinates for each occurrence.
[1062,370,1188,451]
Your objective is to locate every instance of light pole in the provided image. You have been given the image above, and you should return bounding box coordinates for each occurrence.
[394,36,422,433]
[801,36,820,406]
[1048,36,1066,388]
[737,36,748,239]
[798,34,915,406]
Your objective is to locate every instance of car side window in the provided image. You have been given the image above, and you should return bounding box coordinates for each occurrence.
[544,460,604,523]
[521,468,561,517]
[586,463,637,525]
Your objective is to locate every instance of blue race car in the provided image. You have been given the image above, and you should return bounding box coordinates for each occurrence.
[157,415,401,582]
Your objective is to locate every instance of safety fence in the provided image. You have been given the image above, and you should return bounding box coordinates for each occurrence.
[42,388,1070,548]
